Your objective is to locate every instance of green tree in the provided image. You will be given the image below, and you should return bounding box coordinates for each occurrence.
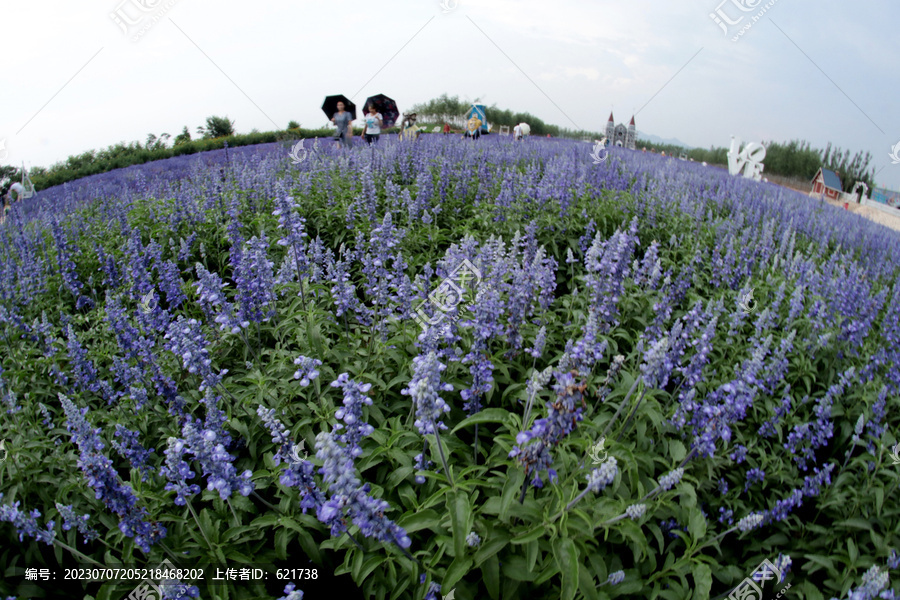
[173,126,192,146]
[197,115,235,139]
[287,120,300,130]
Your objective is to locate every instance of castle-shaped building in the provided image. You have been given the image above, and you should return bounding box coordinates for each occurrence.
[606,112,636,150]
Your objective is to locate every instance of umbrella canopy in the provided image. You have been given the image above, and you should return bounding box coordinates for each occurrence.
[363,94,399,128]
[322,95,357,121]
[519,123,531,136]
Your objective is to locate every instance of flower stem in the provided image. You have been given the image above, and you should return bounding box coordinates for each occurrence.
[601,377,641,439]
[53,538,106,568]
[185,499,216,554]
[432,425,455,490]
[615,388,647,443]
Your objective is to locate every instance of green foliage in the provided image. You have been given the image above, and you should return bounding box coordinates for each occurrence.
[173,126,192,146]
[197,115,236,139]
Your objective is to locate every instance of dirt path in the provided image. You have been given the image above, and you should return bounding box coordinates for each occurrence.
[822,198,900,233]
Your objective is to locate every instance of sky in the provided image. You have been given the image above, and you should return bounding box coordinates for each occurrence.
[1,0,899,190]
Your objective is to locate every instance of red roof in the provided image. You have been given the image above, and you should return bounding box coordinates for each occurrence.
[608,112,614,122]
[629,116,635,125]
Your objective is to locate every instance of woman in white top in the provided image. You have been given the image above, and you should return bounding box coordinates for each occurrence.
[362,105,383,145]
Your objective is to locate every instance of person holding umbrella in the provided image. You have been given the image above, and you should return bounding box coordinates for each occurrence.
[323,95,357,148]
[331,100,354,148]
[361,104,384,145]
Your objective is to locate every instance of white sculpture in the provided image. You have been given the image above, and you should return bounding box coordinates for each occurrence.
[842,181,869,204]
[727,136,766,181]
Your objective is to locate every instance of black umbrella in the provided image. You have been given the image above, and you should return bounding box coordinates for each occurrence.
[363,94,399,128]
[322,95,356,121]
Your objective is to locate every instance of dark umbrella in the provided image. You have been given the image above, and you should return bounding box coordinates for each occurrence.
[322,95,356,121]
[363,94,399,128]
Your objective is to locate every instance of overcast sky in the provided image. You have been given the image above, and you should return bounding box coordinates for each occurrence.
[1,0,899,190]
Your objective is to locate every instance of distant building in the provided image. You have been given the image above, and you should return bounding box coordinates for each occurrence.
[810,167,843,200]
[872,186,900,208]
[605,113,636,150]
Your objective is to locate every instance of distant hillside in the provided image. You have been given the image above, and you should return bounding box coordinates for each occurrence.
[636,131,693,148]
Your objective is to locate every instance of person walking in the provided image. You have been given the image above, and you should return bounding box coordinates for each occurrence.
[362,104,383,145]
[513,123,523,142]
[443,122,450,135]
[331,101,354,148]
[2,182,26,222]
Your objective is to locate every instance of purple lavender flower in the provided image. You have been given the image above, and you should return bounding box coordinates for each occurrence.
[160,437,201,507]
[402,352,454,436]
[658,468,684,492]
[625,504,647,520]
[511,371,588,488]
[164,316,226,391]
[234,234,276,324]
[194,263,247,334]
[744,467,765,492]
[607,571,625,585]
[112,425,156,482]
[0,493,56,545]
[59,393,166,552]
[54,503,99,544]
[315,430,411,548]
[293,355,322,386]
[276,582,304,600]
[330,373,375,457]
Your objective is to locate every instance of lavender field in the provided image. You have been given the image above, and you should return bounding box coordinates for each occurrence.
[1,135,899,600]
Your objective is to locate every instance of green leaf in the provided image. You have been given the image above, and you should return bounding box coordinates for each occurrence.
[688,507,707,541]
[554,537,579,600]
[94,583,117,600]
[450,408,513,434]
[848,538,858,564]
[669,440,686,463]
[442,556,474,592]
[275,528,288,561]
[579,565,599,600]
[449,491,472,558]
[691,563,712,600]
[875,487,884,514]
[499,470,525,521]
[510,526,545,545]
[501,555,537,581]
[473,531,510,567]
[397,509,441,533]
[483,555,501,599]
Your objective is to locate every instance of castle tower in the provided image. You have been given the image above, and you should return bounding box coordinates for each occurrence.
[626,116,636,150]
[606,112,615,142]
